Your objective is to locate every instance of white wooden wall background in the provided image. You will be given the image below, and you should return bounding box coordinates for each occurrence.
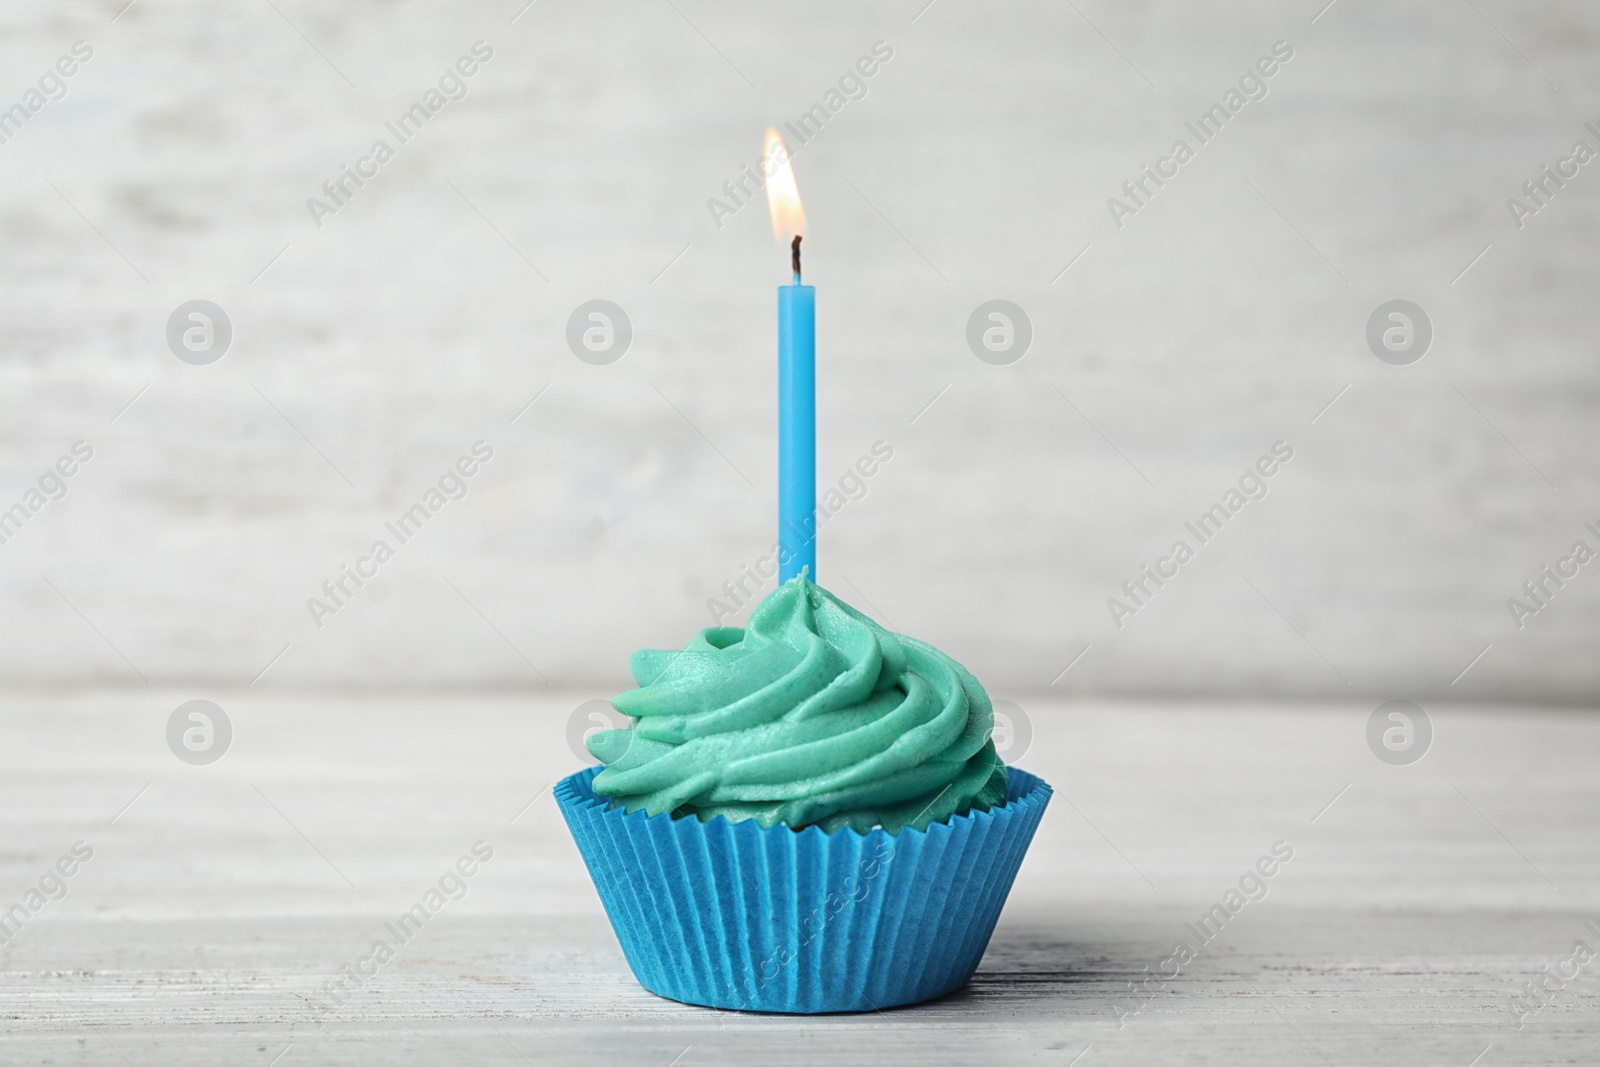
[0,0,1596,699]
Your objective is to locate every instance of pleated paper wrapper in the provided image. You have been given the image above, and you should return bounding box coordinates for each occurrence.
[556,765,1051,1014]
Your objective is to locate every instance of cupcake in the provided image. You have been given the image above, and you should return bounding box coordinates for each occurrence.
[556,575,1051,1013]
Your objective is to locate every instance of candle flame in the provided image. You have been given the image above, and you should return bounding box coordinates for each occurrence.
[764,128,805,245]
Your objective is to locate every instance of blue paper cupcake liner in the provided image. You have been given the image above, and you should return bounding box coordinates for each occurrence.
[556,765,1051,1014]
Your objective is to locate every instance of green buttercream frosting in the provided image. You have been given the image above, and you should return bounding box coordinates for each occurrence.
[586,575,1009,835]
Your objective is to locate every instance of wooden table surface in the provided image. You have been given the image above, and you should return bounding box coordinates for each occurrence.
[3,692,1597,1065]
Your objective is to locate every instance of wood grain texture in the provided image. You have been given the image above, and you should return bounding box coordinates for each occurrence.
[2,693,1597,1064]
[1,1,1598,700]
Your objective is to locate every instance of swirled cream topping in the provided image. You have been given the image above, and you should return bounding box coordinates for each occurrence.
[587,576,1008,834]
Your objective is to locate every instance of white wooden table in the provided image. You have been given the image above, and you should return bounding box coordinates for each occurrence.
[3,692,1596,1065]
